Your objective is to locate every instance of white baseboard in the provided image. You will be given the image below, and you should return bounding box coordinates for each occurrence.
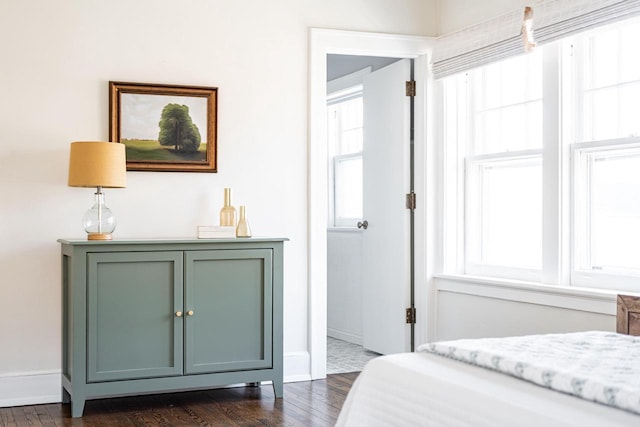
[327,328,362,345]
[0,371,61,408]
[0,351,313,408]
[284,351,311,382]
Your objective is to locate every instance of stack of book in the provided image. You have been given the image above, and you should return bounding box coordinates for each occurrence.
[197,226,236,239]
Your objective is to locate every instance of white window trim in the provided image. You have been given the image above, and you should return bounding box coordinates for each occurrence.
[442,46,559,284]
[332,152,363,228]
[442,29,640,294]
[434,273,618,315]
[570,137,640,290]
[464,151,544,282]
[327,67,370,96]
[440,76,466,276]
[327,76,365,229]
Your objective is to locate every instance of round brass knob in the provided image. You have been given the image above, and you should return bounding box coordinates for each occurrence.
[175,311,183,317]
[187,310,194,316]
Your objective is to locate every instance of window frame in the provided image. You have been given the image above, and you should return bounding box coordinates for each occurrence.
[464,150,543,282]
[332,152,363,227]
[571,138,640,290]
[443,49,547,282]
[441,18,640,293]
[327,84,364,229]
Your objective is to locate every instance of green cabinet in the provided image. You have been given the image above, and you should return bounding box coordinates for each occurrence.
[184,250,273,374]
[87,251,184,382]
[59,238,285,418]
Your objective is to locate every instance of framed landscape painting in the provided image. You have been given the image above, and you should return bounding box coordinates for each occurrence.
[109,81,218,172]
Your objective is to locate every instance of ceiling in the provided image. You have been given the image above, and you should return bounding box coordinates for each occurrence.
[327,55,401,81]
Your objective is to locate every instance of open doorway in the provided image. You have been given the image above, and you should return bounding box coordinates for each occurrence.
[326,55,401,373]
[308,29,432,380]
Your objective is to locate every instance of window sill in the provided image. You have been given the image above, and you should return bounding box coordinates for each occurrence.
[434,274,624,315]
[327,227,362,233]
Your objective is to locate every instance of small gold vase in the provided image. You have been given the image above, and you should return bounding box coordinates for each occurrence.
[236,205,252,238]
[219,188,237,226]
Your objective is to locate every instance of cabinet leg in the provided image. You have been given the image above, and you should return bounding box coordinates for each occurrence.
[71,398,86,418]
[246,382,260,388]
[272,380,283,398]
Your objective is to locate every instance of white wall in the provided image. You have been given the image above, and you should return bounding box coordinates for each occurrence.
[0,0,436,406]
[327,230,363,344]
[435,279,616,341]
[437,0,536,34]
[4,0,610,407]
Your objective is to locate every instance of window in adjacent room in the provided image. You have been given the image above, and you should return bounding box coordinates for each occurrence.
[327,86,363,227]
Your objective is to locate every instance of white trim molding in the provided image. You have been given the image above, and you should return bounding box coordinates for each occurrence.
[0,351,312,408]
[0,371,61,408]
[327,328,363,346]
[435,274,618,315]
[433,275,624,341]
[283,351,312,383]
[309,28,433,379]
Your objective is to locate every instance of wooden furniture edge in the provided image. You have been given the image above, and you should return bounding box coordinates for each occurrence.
[616,294,640,336]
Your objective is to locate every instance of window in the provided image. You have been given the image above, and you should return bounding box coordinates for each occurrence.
[574,144,640,279]
[441,16,640,291]
[571,18,640,289]
[466,156,542,276]
[328,86,363,227]
[444,50,543,281]
[575,22,640,142]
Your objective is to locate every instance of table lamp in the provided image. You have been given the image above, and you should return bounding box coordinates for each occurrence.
[68,141,127,240]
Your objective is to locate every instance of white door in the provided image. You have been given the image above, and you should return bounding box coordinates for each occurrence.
[361,59,412,355]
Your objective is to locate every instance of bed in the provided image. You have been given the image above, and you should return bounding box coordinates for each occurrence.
[336,295,640,427]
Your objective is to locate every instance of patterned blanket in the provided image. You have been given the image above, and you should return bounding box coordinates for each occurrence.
[418,331,640,415]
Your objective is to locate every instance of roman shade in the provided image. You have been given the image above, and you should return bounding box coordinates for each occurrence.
[433,0,640,79]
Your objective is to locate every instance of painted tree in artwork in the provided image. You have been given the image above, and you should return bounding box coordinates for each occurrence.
[158,103,201,153]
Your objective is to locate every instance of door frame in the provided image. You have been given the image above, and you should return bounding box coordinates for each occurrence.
[308,28,434,379]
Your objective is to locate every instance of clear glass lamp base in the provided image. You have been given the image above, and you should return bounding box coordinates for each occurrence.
[83,189,116,240]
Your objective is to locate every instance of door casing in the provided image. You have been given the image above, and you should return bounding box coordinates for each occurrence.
[308,28,434,379]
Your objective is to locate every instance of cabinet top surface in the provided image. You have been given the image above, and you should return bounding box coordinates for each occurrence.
[58,237,288,246]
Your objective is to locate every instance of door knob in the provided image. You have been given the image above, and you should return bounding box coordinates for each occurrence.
[187,310,194,316]
[175,311,183,317]
[357,220,369,230]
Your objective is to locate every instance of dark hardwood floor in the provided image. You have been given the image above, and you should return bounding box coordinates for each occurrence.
[0,373,358,427]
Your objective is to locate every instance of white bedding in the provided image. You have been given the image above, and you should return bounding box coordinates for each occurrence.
[336,352,640,427]
[420,331,640,415]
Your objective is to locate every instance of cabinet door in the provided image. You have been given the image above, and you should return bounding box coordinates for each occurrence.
[184,249,273,374]
[87,251,184,382]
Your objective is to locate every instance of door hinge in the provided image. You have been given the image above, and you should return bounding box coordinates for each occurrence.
[406,80,416,97]
[406,192,416,210]
[406,307,416,324]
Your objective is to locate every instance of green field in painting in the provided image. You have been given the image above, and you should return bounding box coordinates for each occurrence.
[123,139,207,162]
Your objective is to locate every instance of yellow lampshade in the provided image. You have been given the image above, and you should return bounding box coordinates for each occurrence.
[68,141,126,188]
[68,141,126,241]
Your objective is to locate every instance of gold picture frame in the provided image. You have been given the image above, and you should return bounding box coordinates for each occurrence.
[109,81,217,172]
